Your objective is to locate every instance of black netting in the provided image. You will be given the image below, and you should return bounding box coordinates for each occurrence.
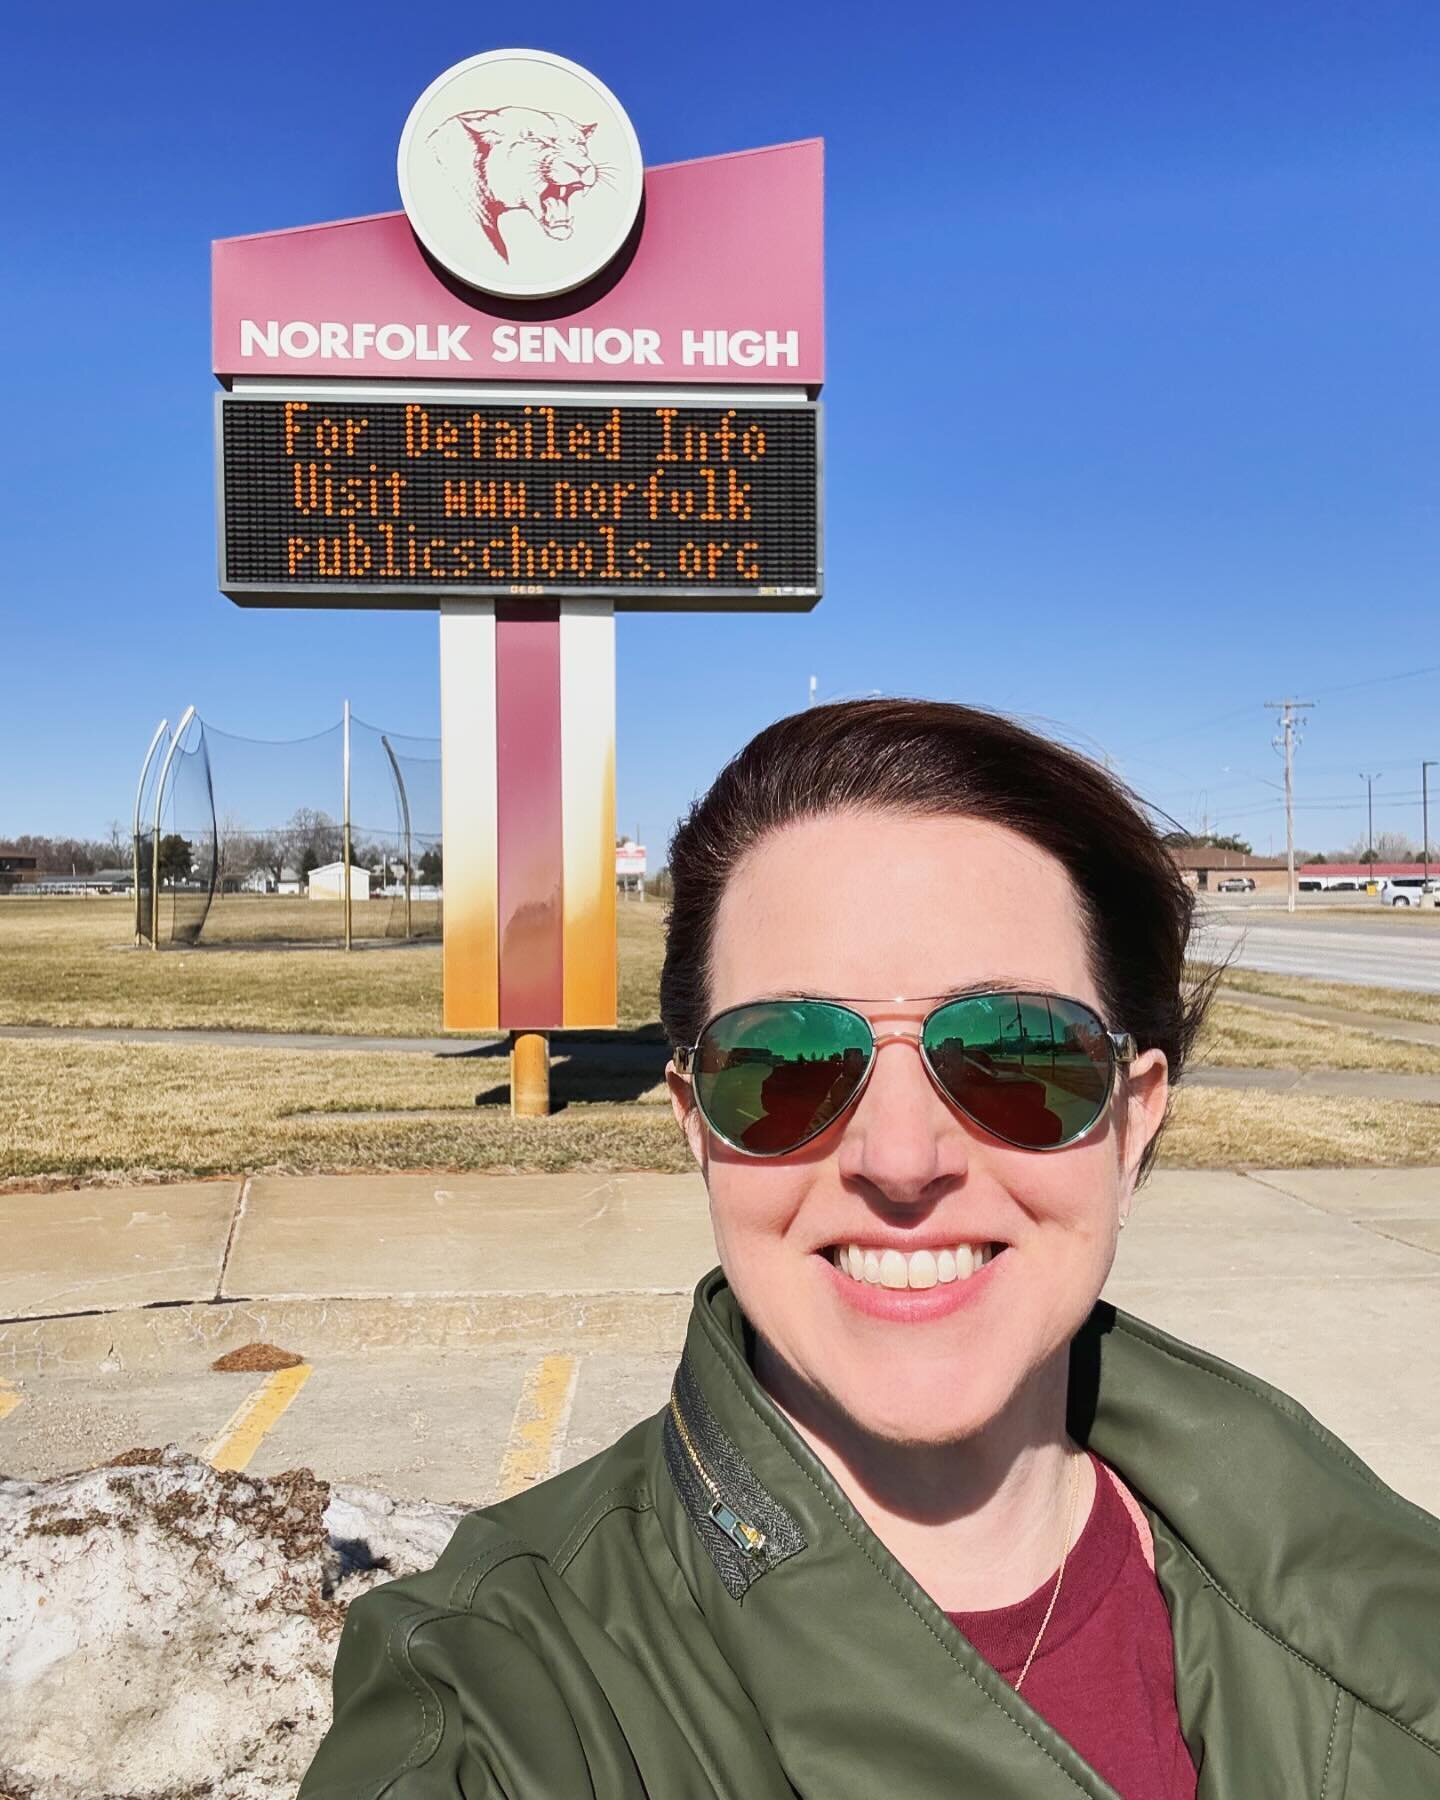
[138,710,442,946]
[134,718,217,945]
[132,722,172,944]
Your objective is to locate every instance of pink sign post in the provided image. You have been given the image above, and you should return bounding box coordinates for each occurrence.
[213,51,824,1104]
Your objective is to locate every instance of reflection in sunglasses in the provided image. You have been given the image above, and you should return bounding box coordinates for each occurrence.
[693,994,1116,1155]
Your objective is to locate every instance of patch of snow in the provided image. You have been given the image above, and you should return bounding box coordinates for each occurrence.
[0,1445,466,1799]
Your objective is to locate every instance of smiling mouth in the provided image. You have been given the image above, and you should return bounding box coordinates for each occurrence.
[826,1243,1008,1290]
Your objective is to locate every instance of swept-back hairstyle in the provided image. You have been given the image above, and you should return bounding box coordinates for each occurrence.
[660,698,1212,1179]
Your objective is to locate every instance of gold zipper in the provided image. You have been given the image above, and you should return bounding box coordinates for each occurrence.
[668,1388,769,1559]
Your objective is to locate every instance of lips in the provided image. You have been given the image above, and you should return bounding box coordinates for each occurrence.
[818,1233,1012,1319]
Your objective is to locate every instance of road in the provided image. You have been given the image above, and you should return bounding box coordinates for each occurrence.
[1193,904,1440,993]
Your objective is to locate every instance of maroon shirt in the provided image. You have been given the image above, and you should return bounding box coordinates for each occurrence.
[946,1453,1198,1799]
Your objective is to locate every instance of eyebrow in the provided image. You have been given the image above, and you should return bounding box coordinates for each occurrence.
[771,978,1044,1002]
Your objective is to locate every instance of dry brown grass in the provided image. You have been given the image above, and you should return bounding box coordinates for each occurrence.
[1212,967,1440,1028]
[0,896,665,1036]
[1198,1001,1440,1074]
[1158,1085,1440,1168]
[4,899,1435,1185]
[0,1037,685,1185]
[3,1031,1435,1187]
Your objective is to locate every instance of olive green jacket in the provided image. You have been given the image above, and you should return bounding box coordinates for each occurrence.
[299,1273,1440,1798]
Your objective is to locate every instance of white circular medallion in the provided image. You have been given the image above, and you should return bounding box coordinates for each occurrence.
[397,49,644,300]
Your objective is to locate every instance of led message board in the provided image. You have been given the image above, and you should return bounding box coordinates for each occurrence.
[218,392,821,609]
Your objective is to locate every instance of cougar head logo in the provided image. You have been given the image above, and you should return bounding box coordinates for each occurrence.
[427,106,613,263]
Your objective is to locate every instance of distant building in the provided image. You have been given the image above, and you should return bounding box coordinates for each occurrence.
[616,839,646,898]
[1165,848,1290,892]
[240,866,302,895]
[1166,848,1427,894]
[1293,863,1425,890]
[32,870,134,894]
[307,861,371,902]
[0,854,39,892]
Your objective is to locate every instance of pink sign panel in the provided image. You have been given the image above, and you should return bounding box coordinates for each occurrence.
[213,139,823,386]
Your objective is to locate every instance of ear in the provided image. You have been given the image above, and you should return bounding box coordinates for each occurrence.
[1116,1046,1169,1215]
[453,110,504,149]
[666,1060,709,1172]
[580,121,598,139]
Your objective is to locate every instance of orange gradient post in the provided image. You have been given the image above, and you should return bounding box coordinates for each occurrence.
[561,601,617,1025]
[439,598,617,1037]
[440,602,500,1029]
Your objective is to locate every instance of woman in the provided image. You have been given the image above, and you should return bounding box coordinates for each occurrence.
[300,700,1439,1799]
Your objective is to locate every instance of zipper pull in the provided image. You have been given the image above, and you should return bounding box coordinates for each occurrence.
[709,1498,768,1558]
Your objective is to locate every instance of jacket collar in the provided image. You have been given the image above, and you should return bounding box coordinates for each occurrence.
[650,1269,1440,1794]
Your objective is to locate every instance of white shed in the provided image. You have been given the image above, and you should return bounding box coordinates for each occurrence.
[307,861,371,902]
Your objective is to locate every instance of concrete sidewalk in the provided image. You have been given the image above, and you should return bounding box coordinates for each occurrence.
[1188,1065,1440,1102]
[1,1167,1436,1513]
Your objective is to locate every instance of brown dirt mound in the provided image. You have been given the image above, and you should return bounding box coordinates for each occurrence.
[210,1342,306,1372]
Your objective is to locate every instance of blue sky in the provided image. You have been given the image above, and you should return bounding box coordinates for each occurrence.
[2,0,1437,858]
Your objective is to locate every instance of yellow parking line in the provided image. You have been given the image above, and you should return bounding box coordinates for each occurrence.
[498,1354,579,1498]
[205,1364,314,1472]
[0,1380,22,1424]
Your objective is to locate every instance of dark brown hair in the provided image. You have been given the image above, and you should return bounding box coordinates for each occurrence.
[660,698,1212,1179]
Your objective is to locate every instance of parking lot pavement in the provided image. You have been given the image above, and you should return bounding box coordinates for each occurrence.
[1,1168,1436,1516]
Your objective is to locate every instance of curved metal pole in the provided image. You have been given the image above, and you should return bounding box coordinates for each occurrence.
[380,734,413,941]
[150,705,196,950]
[132,718,169,946]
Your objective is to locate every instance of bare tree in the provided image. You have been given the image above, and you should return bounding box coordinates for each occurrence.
[1374,831,1418,864]
[282,808,343,880]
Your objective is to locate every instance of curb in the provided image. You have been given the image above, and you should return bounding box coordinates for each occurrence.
[0,1290,695,1376]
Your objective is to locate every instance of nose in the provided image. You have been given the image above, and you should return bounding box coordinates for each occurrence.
[834,1031,970,1207]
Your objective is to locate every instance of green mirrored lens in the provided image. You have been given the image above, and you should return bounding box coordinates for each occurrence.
[695,1002,873,1154]
[923,993,1111,1148]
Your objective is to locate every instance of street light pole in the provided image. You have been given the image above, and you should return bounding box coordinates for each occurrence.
[1424,761,1436,889]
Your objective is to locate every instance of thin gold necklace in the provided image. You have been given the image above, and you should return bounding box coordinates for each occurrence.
[1014,1452,1084,1695]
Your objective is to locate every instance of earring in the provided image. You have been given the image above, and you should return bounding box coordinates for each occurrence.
[1117,1211,1129,1232]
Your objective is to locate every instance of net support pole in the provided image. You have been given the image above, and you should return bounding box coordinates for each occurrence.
[510,1030,550,1117]
[381,733,413,941]
[132,718,169,946]
[343,699,353,952]
[151,706,196,951]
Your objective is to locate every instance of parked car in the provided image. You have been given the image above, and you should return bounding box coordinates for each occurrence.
[1381,876,1440,907]
[1216,876,1256,892]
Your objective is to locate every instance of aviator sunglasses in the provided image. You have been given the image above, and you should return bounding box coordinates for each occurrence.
[673,991,1137,1157]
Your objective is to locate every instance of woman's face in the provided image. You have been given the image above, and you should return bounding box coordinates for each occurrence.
[669,809,1170,1446]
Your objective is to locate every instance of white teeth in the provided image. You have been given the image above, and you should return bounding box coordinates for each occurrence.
[836,1242,999,1287]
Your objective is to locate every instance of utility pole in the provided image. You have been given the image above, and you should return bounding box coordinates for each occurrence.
[1266,700,1314,914]
[1358,770,1382,859]
[342,698,352,952]
[1424,761,1436,890]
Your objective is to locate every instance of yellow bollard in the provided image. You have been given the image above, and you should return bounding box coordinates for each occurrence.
[510,1030,551,1118]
